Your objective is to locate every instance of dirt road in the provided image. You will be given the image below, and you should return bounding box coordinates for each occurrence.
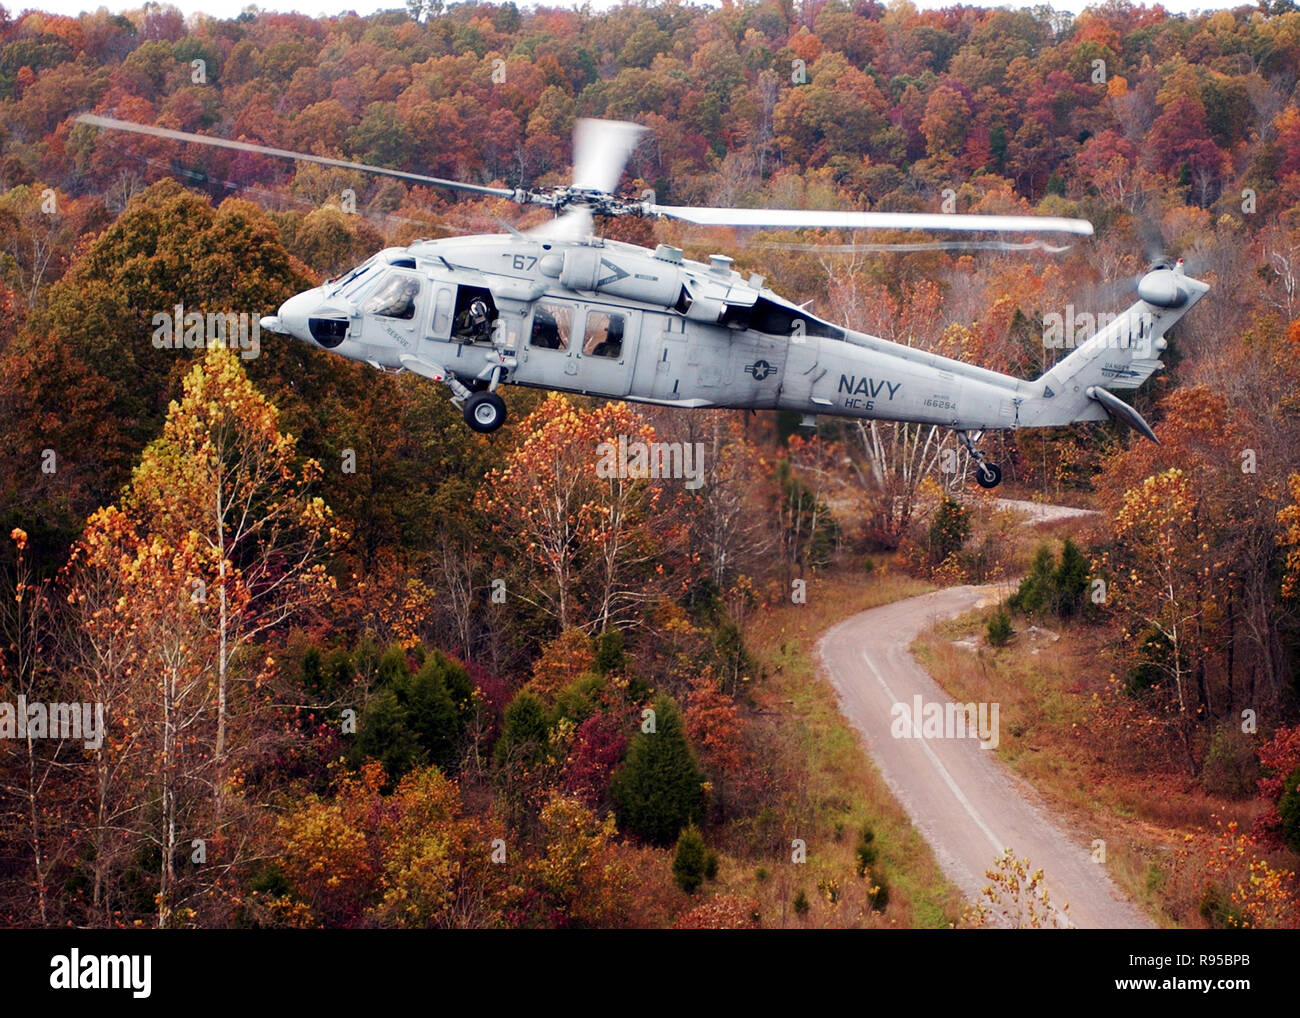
[817,584,1152,928]
[986,497,1101,525]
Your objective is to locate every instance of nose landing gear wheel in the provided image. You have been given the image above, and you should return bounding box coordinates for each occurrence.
[464,390,507,433]
[975,462,1002,489]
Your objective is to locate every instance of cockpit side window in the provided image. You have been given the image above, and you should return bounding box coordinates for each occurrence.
[365,273,422,320]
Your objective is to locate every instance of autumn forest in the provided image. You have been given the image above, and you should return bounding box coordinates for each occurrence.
[3,0,1300,930]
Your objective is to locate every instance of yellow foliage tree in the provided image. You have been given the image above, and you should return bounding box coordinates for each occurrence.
[68,346,340,926]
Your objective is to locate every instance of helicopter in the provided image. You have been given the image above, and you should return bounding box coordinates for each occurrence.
[76,114,1208,489]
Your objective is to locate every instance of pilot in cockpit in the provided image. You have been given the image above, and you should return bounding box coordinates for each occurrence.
[366,276,420,320]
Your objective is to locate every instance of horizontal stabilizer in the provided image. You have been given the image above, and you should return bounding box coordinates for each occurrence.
[1087,386,1158,443]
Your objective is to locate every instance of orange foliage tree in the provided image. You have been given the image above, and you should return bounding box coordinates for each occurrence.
[479,393,670,633]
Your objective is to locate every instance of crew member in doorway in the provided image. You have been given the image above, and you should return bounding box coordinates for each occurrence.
[454,297,493,343]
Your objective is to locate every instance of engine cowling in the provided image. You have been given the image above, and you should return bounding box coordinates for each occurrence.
[559,247,684,307]
[1136,265,1188,308]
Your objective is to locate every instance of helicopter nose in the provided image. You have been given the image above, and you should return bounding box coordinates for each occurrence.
[268,289,319,342]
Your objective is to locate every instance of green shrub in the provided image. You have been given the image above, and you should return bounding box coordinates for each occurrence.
[672,825,708,893]
[410,652,473,758]
[986,608,1013,647]
[1009,540,1092,619]
[1278,766,1300,854]
[712,618,754,694]
[960,534,996,583]
[550,672,606,727]
[1199,883,1246,929]
[1200,724,1260,799]
[793,889,809,916]
[351,687,423,783]
[374,645,409,688]
[594,628,625,675]
[854,824,890,910]
[854,825,878,877]
[1125,629,1182,696]
[929,495,970,564]
[1009,544,1055,615]
[294,642,355,700]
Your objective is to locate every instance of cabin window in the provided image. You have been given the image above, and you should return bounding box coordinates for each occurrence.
[583,311,624,359]
[365,274,421,320]
[530,300,573,351]
[431,286,454,336]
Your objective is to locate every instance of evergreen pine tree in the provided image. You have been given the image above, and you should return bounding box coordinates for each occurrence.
[610,695,707,844]
[1053,538,1090,618]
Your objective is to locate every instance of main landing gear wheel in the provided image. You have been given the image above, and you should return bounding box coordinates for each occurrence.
[956,429,1003,490]
[975,462,1002,489]
[464,390,507,433]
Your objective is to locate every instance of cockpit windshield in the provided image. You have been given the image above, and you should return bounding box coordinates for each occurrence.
[330,257,377,297]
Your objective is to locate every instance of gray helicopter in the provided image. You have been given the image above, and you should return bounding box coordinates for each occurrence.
[77,115,1208,488]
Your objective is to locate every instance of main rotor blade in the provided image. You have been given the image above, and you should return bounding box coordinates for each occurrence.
[648,205,1094,236]
[757,239,1075,254]
[572,118,645,194]
[528,209,594,241]
[75,114,517,199]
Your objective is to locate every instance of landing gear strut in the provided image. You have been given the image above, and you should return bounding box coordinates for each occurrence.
[399,354,508,433]
[956,430,1002,489]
